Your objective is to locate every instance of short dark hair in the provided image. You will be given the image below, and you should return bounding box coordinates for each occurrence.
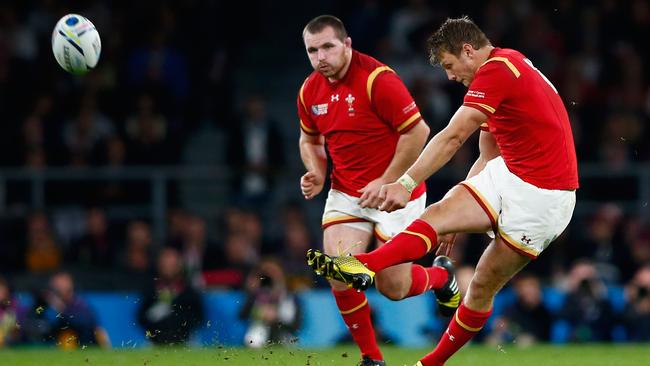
[426,16,491,65]
[303,15,348,41]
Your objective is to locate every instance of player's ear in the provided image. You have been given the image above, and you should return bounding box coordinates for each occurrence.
[345,37,352,48]
[462,43,473,57]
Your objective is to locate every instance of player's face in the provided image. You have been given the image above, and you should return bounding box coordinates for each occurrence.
[439,50,476,87]
[304,26,351,80]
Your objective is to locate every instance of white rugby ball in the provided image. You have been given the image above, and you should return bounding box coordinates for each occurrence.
[51,14,101,75]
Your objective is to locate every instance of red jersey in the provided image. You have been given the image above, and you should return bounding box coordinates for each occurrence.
[298,50,426,199]
[463,48,579,190]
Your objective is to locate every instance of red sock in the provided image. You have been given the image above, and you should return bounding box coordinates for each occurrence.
[333,288,382,360]
[419,304,492,366]
[356,219,437,272]
[405,264,449,298]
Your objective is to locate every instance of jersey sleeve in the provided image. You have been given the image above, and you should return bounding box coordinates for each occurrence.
[463,58,519,117]
[370,70,422,134]
[297,79,319,135]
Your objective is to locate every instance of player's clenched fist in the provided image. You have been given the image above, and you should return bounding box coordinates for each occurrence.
[300,171,324,200]
[378,182,411,212]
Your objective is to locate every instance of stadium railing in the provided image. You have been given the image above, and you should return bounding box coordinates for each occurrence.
[0,162,647,226]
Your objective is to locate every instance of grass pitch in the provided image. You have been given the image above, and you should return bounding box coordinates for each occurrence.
[1,344,647,366]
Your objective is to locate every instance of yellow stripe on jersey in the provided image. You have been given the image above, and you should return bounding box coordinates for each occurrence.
[481,57,521,78]
[396,112,421,132]
[300,119,318,134]
[465,102,496,114]
[366,66,394,102]
[299,78,309,114]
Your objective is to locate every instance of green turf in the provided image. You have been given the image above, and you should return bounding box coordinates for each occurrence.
[1,344,648,366]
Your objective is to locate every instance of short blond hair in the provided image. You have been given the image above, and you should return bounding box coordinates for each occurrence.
[427,16,491,65]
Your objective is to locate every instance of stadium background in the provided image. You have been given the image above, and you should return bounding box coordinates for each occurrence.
[0,0,649,353]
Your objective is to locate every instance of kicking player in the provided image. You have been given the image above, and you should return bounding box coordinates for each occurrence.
[309,16,578,366]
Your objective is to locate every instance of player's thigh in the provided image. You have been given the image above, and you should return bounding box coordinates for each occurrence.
[465,237,530,310]
[420,184,493,235]
[322,189,374,255]
[323,223,373,256]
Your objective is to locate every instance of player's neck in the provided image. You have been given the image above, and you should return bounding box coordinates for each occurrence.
[476,45,495,64]
[328,49,353,82]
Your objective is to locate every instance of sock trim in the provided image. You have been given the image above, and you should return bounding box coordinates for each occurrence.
[423,267,430,292]
[339,298,368,315]
[455,311,483,332]
[403,230,432,252]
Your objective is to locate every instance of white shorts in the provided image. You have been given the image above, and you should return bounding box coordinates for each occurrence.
[322,189,426,242]
[461,156,576,258]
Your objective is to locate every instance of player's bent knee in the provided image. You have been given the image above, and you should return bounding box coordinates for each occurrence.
[420,202,448,232]
[422,202,442,220]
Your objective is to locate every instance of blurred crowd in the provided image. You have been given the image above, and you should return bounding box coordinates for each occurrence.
[0,0,649,347]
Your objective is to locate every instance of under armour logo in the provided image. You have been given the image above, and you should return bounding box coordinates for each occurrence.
[350,323,359,329]
[521,235,532,244]
[331,94,340,102]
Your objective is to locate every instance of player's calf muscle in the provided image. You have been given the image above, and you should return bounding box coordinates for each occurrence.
[375,269,411,300]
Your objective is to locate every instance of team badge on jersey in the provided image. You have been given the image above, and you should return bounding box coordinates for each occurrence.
[345,93,356,116]
[311,103,328,116]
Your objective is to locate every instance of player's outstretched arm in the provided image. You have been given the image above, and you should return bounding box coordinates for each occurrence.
[379,106,487,212]
[299,131,327,199]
